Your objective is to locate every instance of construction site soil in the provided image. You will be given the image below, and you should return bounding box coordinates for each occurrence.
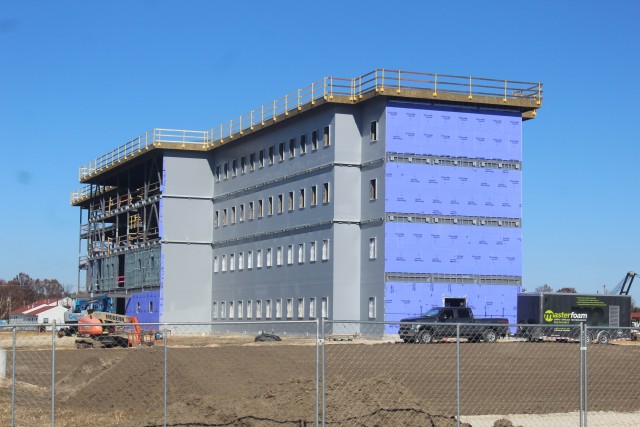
[1,335,639,426]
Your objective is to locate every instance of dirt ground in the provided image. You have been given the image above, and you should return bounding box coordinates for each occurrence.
[0,334,639,426]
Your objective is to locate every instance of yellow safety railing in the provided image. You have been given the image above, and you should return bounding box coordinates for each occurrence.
[79,129,208,181]
[78,69,542,182]
[71,184,116,204]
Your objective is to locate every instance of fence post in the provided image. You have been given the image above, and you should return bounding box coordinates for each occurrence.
[456,324,461,427]
[12,327,16,427]
[321,318,326,427]
[584,324,589,427]
[51,321,56,427]
[316,319,320,427]
[164,323,168,427]
[580,323,584,427]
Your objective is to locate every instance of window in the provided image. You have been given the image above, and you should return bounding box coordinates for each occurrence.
[241,156,246,173]
[321,297,328,319]
[299,188,305,209]
[297,298,304,319]
[247,250,253,269]
[250,153,256,171]
[369,238,377,260]
[149,301,154,313]
[223,208,228,225]
[298,243,305,264]
[276,246,283,266]
[215,211,220,227]
[229,301,234,319]
[214,255,219,273]
[216,165,221,181]
[230,253,235,271]
[310,241,317,262]
[276,299,283,319]
[268,197,274,216]
[246,300,252,319]
[221,255,227,272]
[268,146,274,164]
[231,206,236,224]
[300,134,307,154]
[323,126,330,147]
[237,301,243,319]
[311,185,317,206]
[232,159,237,176]
[266,248,272,267]
[323,183,330,204]
[220,302,226,319]
[309,298,316,319]
[258,199,264,218]
[370,179,377,200]
[223,162,229,179]
[278,194,283,214]
[312,130,318,151]
[257,249,263,268]
[240,204,245,222]
[288,192,294,211]
[370,120,378,141]
[136,302,141,314]
[368,297,376,319]
[266,299,272,319]
[259,150,264,167]
[322,240,330,261]
[286,298,293,319]
[279,142,285,161]
[287,245,293,265]
[238,252,244,270]
[289,138,295,158]
[256,300,262,319]
[249,201,255,220]
[212,302,218,319]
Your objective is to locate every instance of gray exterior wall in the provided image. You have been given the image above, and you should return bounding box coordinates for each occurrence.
[160,152,214,323]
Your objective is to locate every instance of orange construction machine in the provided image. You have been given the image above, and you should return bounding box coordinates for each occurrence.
[75,310,147,348]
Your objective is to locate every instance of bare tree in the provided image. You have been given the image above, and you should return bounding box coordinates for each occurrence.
[557,287,577,293]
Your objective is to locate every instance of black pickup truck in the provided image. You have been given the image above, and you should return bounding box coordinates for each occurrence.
[398,307,509,344]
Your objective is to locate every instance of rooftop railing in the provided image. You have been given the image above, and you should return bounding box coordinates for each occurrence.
[77,69,542,182]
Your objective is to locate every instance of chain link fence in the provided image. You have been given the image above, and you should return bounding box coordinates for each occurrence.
[1,321,639,426]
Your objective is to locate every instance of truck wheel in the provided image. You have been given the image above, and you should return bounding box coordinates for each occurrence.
[482,329,497,343]
[597,332,610,345]
[417,329,433,344]
[585,332,594,344]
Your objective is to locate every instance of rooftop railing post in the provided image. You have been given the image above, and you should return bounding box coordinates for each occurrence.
[261,105,265,126]
[504,80,507,102]
[468,76,473,99]
[381,69,385,92]
[298,88,302,110]
[330,77,333,99]
[359,76,362,98]
[537,83,542,105]
[311,83,315,104]
[375,69,378,92]
[240,115,243,134]
[433,73,438,96]
[250,110,254,130]
[397,70,401,93]
[273,100,276,121]
[229,120,233,138]
[285,94,289,115]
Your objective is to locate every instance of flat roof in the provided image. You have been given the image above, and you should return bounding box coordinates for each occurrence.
[72,69,542,205]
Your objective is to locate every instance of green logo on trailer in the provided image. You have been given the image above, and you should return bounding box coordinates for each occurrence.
[544,310,554,322]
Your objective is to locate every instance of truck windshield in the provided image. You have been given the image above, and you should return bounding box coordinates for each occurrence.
[420,309,441,317]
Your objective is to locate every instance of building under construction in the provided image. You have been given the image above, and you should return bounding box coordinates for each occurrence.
[71,69,542,327]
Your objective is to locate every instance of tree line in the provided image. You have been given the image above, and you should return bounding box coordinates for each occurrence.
[0,273,67,319]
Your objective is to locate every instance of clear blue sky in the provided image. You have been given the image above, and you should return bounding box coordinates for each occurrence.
[1,1,639,302]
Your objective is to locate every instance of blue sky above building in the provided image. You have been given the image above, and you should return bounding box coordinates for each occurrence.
[1,0,639,303]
